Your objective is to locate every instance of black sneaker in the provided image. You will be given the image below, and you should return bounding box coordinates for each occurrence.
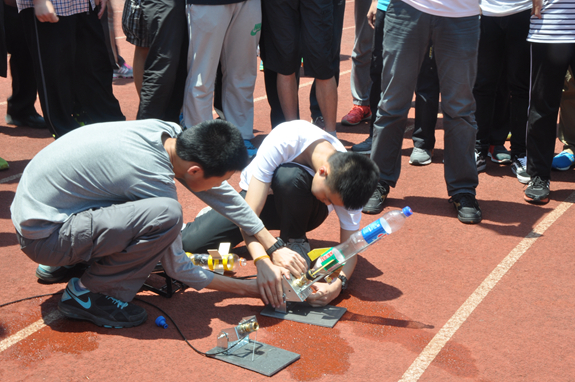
[475,150,486,173]
[36,263,86,283]
[362,181,389,214]
[449,193,482,224]
[58,278,147,328]
[524,176,550,204]
[351,136,372,154]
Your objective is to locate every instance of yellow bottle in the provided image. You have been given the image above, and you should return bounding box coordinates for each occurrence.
[186,252,246,272]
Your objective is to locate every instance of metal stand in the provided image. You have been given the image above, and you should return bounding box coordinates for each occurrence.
[142,268,187,298]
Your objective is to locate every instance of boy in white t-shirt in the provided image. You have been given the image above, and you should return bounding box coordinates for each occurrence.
[182,120,379,306]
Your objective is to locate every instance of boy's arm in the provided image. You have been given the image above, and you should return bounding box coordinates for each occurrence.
[241,177,308,308]
[306,228,358,307]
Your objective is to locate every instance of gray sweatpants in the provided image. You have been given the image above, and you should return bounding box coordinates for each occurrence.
[351,0,374,106]
[17,198,183,301]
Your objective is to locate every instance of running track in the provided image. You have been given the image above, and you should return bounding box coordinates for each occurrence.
[1,1,574,381]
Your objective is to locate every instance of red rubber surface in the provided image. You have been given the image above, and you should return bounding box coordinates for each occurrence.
[1,2,574,381]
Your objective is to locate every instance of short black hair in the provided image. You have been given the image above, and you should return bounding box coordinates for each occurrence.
[176,120,248,178]
[325,152,379,210]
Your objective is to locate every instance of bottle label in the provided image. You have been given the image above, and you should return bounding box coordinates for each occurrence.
[315,249,344,275]
[361,219,388,244]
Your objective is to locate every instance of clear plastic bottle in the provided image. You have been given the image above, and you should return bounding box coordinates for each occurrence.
[300,206,413,284]
[186,253,247,272]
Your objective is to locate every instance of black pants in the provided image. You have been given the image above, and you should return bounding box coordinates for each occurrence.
[368,9,438,146]
[527,43,575,179]
[260,0,345,127]
[5,5,39,118]
[20,7,124,138]
[412,43,439,150]
[137,0,188,123]
[181,163,329,253]
[473,10,530,156]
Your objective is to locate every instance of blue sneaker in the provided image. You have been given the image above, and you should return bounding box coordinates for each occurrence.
[552,151,575,171]
[244,139,258,159]
[58,278,147,328]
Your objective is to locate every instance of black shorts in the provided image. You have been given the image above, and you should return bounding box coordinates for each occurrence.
[262,0,338,79]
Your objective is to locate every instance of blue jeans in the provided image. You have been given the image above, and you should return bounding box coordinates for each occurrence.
[370,0,480,195]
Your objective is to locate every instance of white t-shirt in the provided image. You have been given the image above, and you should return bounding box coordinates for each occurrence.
[479,0,531,16]
[527,0,575,43]
[402,0,480,18]
[239,120,362,231]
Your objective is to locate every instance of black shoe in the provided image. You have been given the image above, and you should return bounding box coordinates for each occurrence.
[5,113,47,129]
[362,181,389,214]
[36,263,86,283]
[449,193,482,224]
[58,278,148,328]
[524,176,550,204]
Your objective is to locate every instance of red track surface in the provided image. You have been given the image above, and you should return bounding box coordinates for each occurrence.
[1,2,574,381]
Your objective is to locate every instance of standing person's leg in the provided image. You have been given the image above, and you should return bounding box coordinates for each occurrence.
[352,8,386,154]
[182,4,230,128]
[301,0,337,134]
[472,15,504,168]
[4,4,45,128]
[309,0,345,125]
[138,0,187,122]
[20,9,82,137]
[410,44,439,165]
[553,68,575,170]
[341,0,373,126]
[364,0,429,215]
[432,14,480,196]
[74,9,125,126]
[122,0,150,96]
[525,43,575,204]
[220,0,261,141]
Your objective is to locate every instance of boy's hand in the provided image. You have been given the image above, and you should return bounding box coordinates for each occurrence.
[531,0,543,18]
[33,0,59,22]
[94,0,107,19]
[306,281,342,307]
[367,0,378,28]
[271,247,308,278]
[256,258,290,309]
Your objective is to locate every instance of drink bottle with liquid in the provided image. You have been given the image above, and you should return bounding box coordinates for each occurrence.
[186,252,247,272]
[298,206,413,285]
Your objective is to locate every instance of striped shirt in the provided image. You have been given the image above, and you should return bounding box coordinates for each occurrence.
[17,0,96,16]
[528,0,575,43]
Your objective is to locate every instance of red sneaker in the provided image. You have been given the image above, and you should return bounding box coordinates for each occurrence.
[341,105,372,126]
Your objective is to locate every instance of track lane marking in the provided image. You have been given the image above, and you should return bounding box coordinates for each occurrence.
[0,310,63,353]
[399,191,575,382]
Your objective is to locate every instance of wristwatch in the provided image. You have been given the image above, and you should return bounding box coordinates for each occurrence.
[266,237,286,256]
[338,274,348,290]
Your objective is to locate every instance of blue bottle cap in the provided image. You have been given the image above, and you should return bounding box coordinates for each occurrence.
[402,206,413,217]
[155,316,168,329]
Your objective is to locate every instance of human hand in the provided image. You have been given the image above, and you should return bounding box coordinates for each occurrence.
[306,281,341,307]
[256,258,290,308]
[531,0,543,18]
[271,247,308,278]
[367,0,378,28]
[94,0,108,19]
[33,0,59,22]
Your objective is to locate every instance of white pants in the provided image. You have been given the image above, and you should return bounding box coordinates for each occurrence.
[183,0,261,140]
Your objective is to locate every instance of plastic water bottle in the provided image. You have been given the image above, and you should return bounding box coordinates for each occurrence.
[186,253,247,272]
[302,207,413,282]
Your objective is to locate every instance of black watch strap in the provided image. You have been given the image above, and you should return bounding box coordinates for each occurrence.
[338,274,348,290]
[266,238,286,256]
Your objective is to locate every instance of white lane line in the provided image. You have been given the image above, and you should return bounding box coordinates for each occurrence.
[0,173,22,184]
[399,191,575,382]
[0,101,7,106]
[0,310,63,353]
